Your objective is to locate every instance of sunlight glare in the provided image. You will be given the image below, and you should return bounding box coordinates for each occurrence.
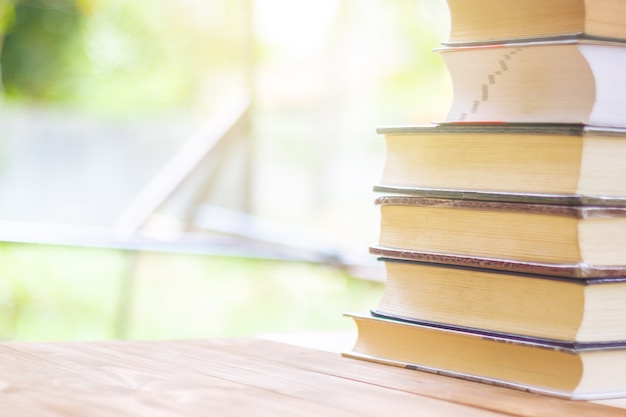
[254,0,341,58]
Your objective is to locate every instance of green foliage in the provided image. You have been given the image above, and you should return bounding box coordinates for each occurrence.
[0,0,250,115]
[127,252,382,340]
[0,0,448,118]
[0,0,16,34]
[1,0,87,101]
[0,243,126,341]
[0,243,382,341]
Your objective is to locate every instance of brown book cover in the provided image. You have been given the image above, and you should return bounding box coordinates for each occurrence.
[369,245,626,279]
[375,195,626,218]
[373,196,626,278]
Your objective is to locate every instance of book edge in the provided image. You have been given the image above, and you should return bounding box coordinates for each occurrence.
[376,123,626,136]
[375,256,626,284]
[372,185,626,207]
[368,245,626,279]
[368,309,626,350]
[435,35,626,51]
[374,193,626,217]
[341,350,626,401]
[375,123,587,135]
[440,33,626,48]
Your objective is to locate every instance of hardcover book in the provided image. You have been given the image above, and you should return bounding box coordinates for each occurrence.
[444,0,626,45]
[438,39,626,127]
[344,312,626,400]
[372,257,626,343]
[375,123,626,205]
[373,196,626,278]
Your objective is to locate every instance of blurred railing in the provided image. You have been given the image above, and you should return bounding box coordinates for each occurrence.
[0,95,383,338]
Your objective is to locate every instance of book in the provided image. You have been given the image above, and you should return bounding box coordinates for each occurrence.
[343,311,626,400]
[375,123,626,205]
[372,195,626,278]
[445,0,626,45]
[372,257,626,343]
[438,39,626,127]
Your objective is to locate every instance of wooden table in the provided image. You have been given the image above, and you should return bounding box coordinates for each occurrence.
[1,338,625,416]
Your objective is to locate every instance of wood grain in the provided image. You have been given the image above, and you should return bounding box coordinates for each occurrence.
[0,338,623,417]
[202,338,626,417]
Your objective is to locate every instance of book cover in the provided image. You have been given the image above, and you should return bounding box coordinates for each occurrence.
[370,245,626,279]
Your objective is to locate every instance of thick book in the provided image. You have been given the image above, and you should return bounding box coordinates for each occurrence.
[375,123,626,206]
[373,195,626,278]
[373,257,626,343]
[444,0,626,45]
[438,39,626,128]
[343,312,626,400]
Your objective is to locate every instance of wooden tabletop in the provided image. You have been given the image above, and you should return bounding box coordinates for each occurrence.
[0,337,625,417]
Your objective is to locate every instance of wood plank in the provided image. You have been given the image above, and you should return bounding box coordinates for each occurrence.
[199,338,626,417]
[0,339,508,417]
[0,341,356,417]
[64,339,507,417]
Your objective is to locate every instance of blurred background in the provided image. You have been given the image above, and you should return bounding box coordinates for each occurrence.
[0,0,451,342]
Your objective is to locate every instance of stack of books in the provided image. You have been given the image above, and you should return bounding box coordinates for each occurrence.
[344,0,626,400]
